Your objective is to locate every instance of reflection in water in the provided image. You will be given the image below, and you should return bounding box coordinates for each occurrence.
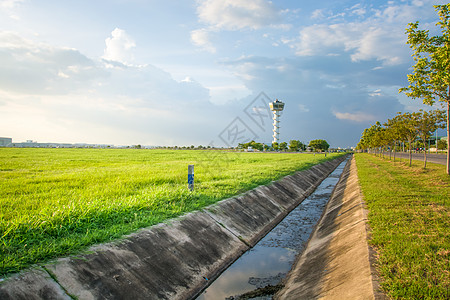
[198,247,295,299]
[196,159,348,300]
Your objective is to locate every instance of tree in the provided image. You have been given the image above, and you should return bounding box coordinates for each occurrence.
[384,113,417,162]
[237,140,264,151]
[288,140,305,152]
[357,123,383,154]
[414,109,446,168]
[399,4,450,174]
[438,139,448,150]
[272,142,279,151]
[279,142,288,151]
[308,139,330,152]
[396,112,420,167]
[384,116,403,161]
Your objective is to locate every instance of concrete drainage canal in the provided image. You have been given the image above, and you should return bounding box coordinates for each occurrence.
[196,157,350,300]
[0,155,352,300]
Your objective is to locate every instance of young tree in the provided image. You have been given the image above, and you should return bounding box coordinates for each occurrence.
[415,109,446,168]
[357,126,376,152]
[397,112,419,167]
[308,139,330,152]
[438,139,448,150]
[358,122,383,154]
[374,127,389,158]
[384,113,411,162]
[399,4,450,174]
[279,142,288,151]
[384,118,400,161]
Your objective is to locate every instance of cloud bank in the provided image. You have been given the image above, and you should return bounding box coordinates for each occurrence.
[0,30,231,145]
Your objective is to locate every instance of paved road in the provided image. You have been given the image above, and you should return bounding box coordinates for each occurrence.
[388,152,447,166]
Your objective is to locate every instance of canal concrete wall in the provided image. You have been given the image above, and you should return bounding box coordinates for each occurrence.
[0,155,347,300]
[275,156,386,300]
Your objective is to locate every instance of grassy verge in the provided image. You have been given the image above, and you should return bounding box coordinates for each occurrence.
[0,148,343,276]
[355,153,449,299]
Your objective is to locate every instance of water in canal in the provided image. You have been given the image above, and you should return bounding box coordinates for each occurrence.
[195,157,349,300]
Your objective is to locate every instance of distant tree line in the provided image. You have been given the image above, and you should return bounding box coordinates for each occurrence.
[150,139,332,153]
[237,140,305,152]
[356,109,446,168]
[237,139,330,152]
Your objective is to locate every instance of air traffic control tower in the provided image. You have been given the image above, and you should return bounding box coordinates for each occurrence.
[269,99,285,145]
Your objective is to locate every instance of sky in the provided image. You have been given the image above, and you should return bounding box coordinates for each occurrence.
[0,0,447,148]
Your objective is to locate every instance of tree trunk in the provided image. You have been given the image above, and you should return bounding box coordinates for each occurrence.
[424,143,427,169]
[409,140,413,167]
[393,141,397,162]
[447,99,449,175]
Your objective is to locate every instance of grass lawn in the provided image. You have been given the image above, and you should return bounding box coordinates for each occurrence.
[355,153,449,299]
[0,148,343,276]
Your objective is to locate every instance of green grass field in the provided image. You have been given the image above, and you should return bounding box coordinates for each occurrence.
[355,153,449,299]
[0,148,343,276]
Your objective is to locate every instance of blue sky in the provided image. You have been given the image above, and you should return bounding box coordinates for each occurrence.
[0,0,447,147]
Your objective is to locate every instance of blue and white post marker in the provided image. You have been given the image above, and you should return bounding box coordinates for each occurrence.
[188,164,194,191]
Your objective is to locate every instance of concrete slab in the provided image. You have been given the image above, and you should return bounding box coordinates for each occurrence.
[0,268,71,300]
[284,173,314,194]
[204,190,285,247]
[253,181,303,212]
[275,156,385,300]
[45,212,248,300]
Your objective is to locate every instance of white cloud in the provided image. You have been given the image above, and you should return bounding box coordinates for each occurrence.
[196,0,281,30]
[0,30,235,145]
[294,19,405,65]
[298,104,309,112]
[208,84,251,105]
[181,76,193,83]
[369,89,382,97]
[347,4,366,17]
[311,9,322,19]
[293,0,443,66]
[0,0,23,9]
[350,26,404,65]
[0,0,24,20]
[190,28,216,53]
[102,28,136,65]
[192,0,290,52]
[333,111,376,122]
[0,31,104,95]
[295,23,355,56]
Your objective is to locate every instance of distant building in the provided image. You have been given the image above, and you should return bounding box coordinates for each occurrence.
[0,137,12,147]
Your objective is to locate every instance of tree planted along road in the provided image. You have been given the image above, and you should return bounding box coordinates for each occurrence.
[400,4,450,174]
